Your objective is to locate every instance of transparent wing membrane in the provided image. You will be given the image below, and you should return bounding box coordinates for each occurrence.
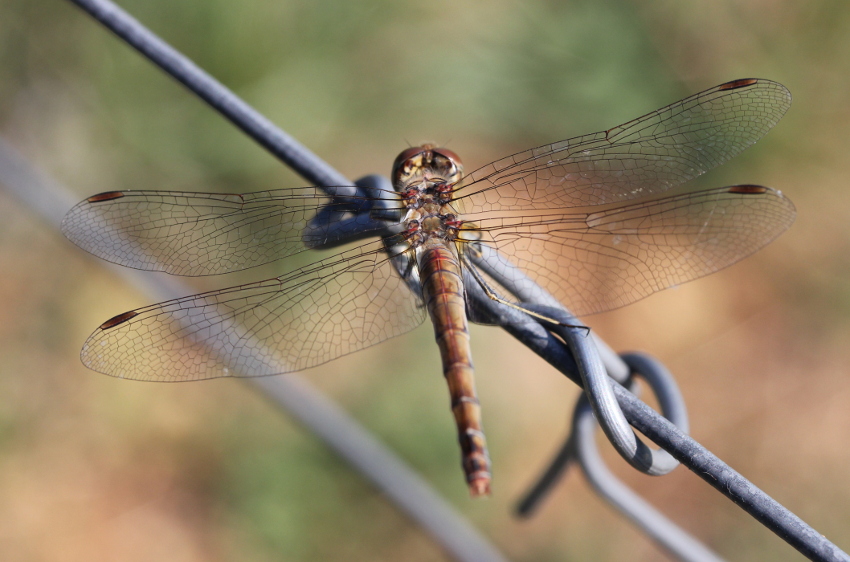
[81,241,425,381]
[466,185,795,317]
[61,188,397,276]
[68,78,794,379]
[456,79,791,212]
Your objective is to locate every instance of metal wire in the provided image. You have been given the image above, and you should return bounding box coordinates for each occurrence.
[41,1,850,561]
[489,293,849,560]
[516,354,693,533]
[571,395,724,562]
[518,304,681,477]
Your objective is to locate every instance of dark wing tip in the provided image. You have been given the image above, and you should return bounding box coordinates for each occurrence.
[86,191,126,203]
[727,184,769,194]
[99,310,139,330]
[718,78,760,91]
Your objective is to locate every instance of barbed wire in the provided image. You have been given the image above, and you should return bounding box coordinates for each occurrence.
[15,0,847,560]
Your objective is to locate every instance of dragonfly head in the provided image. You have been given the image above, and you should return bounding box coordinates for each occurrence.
[391,145,463,191]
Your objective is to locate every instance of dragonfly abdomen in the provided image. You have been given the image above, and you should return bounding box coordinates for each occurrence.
[416,240,491,497]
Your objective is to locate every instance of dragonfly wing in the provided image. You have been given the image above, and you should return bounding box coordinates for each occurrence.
[471,185,795,317]
[456,79,791,212]
[61,188,391,276]
[81,241,425,381]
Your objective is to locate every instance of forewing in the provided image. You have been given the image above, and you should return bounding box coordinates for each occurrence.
[456,79,791,212]
[81,241,425,381]
[61,188,387,275]
[471,185,795,316]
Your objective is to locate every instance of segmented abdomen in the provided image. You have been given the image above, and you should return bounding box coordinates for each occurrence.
[416,239,491,496]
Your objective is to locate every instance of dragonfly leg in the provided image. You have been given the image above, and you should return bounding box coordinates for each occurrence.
[462,254,587,331]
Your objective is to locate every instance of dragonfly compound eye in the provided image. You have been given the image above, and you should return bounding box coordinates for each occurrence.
[432,147,462,169]
[392,147,429,189]
[431,148,463,185]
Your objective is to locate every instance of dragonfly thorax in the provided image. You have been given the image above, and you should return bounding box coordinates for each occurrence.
[392,145,464,248]
[402,203,461,247]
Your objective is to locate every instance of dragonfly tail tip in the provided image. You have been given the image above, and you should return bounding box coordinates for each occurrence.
[469,477,491,498]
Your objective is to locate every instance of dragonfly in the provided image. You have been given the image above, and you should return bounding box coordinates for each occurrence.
[62,78,796,497]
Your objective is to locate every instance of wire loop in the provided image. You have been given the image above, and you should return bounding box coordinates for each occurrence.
[515,349,687,517]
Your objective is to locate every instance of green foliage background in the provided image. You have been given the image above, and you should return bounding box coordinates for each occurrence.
[1,1,849,560]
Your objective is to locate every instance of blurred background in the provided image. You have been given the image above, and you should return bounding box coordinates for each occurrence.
[1,0,849,560]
